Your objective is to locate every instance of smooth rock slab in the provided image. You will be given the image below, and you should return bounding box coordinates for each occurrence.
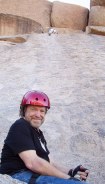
[0,33,105,184]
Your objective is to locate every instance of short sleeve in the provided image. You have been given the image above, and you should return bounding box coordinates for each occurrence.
[5,120,35,154]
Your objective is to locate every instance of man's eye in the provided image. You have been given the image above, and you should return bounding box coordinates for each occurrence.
[41,110,45,113]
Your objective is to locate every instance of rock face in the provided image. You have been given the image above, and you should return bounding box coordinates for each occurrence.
[0,0,52,28]
[88,6,105,26]
[90,0,105,7]
[86,26,105,36]
[51,2,89,31]
[0,33,105,184]
[0,13,43,36]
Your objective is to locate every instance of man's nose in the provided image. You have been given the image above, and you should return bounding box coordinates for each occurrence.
[34,111,41,117]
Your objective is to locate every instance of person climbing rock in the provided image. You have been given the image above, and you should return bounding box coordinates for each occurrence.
[0,90,89,184]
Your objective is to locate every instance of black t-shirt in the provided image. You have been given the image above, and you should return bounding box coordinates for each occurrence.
[0,118,50,174]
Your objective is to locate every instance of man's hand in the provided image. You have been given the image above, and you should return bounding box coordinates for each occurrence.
[68,165,89,181]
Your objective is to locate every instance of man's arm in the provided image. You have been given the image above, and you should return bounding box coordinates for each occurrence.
[19,150,70,179]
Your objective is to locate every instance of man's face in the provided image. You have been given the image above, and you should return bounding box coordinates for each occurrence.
[24,105,47,129]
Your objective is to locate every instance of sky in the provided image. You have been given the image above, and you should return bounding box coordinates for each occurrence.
[49,0,90,9]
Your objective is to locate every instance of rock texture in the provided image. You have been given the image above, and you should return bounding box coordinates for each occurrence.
[0,37,26,43]
[90,0,105,7]
[0,33,105,184]
[51,2,89,31]
[0,34,28,43]
[89,6,105,26]
[86,26,105,36]
[0,0,52,28]
[44,27,83,34]
[0,13,43,36]
[0,174,25,184]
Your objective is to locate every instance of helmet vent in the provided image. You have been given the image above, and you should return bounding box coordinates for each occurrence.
[35,98,38,101]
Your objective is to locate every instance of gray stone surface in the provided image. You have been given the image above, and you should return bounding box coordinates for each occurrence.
[0,33,105,183]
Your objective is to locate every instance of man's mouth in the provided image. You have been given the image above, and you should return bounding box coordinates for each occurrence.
[32,118,42,121]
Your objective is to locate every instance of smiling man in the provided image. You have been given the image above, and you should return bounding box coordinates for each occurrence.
[0,90,89,184]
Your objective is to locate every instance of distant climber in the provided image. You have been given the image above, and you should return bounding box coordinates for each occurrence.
[0,90,89,184]
[48,28,58,36]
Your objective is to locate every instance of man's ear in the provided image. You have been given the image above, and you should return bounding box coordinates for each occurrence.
[45,108,48,114]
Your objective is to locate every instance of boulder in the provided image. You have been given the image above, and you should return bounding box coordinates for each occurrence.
[51,2,89,31]
[86,26,105,36]
[0,0,52,28]
[0,13,43,36]
[90,0,105,7]
[88,6,105,26]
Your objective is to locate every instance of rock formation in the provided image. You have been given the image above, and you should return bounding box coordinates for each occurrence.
[0,0,90,34]
[0,13,43,36]
[0,1,104,184]
[87,1,105,36]
[0,35,28,43]
[86,26,105,36]
[88,6,105,26]
[86,0,105,36]
[0,33,105,184]
[90,0,105,7]
[0,0,52,28]
[51,2,89,31]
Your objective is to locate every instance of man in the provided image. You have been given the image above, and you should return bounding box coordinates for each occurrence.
[0,90,89,184]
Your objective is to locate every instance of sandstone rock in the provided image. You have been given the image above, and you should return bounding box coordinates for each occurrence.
[51,2,89,31]
[86,26,105,36]
[0,36,27,43]
[0,0,52,28]
[90,0,105,7]
[88,6,105,26]
[0,13,43,36]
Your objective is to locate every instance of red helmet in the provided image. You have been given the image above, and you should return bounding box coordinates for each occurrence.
[21,90,50,109]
